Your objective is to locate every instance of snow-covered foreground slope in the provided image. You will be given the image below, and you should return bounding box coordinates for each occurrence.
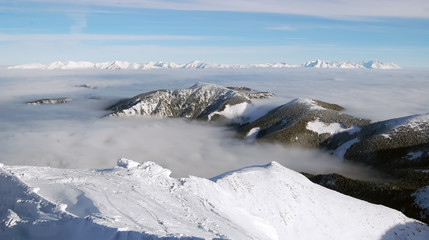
[1,160,428,240]
[7,59,400,70]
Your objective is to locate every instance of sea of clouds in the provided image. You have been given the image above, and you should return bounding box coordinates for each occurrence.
[1,68,428,180]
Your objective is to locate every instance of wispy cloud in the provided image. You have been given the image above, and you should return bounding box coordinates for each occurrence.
[266,26,295,31]
[69,13,87,34]
[17,0,429,19]
[0,33,208,42]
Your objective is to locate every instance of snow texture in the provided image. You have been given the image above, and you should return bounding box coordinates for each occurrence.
[285,97,326,111]
[1,160,428,240]
[413,186,429,219]
[245,127,261,141]
[333,138,360,159]
[386,113,429,131]
[117,158,140,168]
[306,118,360,135]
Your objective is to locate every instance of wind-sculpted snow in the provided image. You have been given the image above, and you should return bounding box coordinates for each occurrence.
[238,98,370,147]
[1,160,428,240]
[106,82,274,122]
[7,59,400,70]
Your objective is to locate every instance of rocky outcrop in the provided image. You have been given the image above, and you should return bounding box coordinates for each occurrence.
[106,83,274,122]
[26,98,72,105]
[238,98,370,147]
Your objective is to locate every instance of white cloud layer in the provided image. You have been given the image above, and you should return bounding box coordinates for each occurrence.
[20,0,429,18]
[1,68,428,181]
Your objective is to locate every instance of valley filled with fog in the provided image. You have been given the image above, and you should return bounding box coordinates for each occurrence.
[1,68,428,180]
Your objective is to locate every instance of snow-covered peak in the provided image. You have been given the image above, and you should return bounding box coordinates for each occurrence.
[1,160,428,239]
[182,60,208,69]
[211,161,283,181]
[106,83,273,122]
[385,113,429,131]
[363,60,400,69]
[189,81,227,90]
[303,60,401,69]
[7,60,401,70]
[286,97,326,110]
[117,158,140,169]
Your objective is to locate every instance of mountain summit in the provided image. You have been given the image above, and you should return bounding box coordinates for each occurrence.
[106,82,274,122]
[1,160,427,239]
[7,60,401,70]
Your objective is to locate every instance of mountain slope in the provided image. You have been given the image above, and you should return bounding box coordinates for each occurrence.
[7,60,400,70]
[320,113,429,222]
[323,113,429,167]
[238,98,370,147]
[1,160,428,239]
[106,82,274,122]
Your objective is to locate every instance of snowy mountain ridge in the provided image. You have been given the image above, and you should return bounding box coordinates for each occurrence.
[303,59,400,69]
[1,159,428,239]
[106,82,274,122]
[7,60,400,70]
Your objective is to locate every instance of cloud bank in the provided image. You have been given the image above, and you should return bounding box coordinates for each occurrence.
[20,0,429,18]
[1,68,428,181]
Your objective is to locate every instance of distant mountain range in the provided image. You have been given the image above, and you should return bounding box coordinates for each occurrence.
[7,60,400,70]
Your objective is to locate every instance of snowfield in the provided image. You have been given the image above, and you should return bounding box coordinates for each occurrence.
[1,159,428,240]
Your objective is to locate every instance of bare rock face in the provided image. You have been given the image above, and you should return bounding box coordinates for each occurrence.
[106,82,274,122]
[26,98,71,105]
[238,98,370,148]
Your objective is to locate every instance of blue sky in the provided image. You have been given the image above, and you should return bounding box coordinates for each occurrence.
[1,0,429,67]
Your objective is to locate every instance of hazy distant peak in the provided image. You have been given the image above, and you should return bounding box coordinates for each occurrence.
[7,60,401,70]
[302,59,400,69]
